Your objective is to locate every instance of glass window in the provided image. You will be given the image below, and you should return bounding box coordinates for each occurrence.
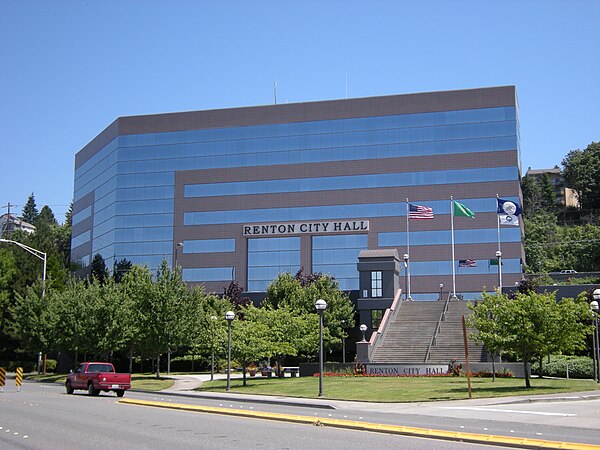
[379,227,522,247]
[182,239,235,254]
[184,197,520,226]
[312,234,367,291]
[372,310,384,329]
[371,271,382,297]
[71,230,91,249]
[247,237,301,292]
[184,167,517,198]
[183,267,234,282]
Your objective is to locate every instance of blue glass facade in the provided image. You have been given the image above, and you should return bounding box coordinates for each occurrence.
[247,237,301,292]
[72,87,522,298]
[312,235,368,290]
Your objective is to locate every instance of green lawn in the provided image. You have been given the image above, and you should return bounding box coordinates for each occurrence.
[26,373,175,391]
[196,376,599,402]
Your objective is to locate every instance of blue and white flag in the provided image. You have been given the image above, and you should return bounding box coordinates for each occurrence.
[497,198,521,226]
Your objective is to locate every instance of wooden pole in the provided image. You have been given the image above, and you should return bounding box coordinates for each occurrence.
[462,315,472,399]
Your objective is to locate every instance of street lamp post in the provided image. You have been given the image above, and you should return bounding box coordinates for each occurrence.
[496,250,503,292]
[225,311,235,391]
[174,242,183,269]
[210,315,217,381]
[439,283,444,301]
[403,253,411,301]
[0,238,47,373]
[315,299,327,397]
[341,320,347,364]
[359,324,367,342]
[0,238,46,297]
[168,242,183,375]
[592,289,600,383]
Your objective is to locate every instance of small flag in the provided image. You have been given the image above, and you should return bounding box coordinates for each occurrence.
[454,201,475,218]
[489,259,504,266]
[409,204,434,220]
[499,214,519,226]
[459,259,477,268]
[497,198,521,226]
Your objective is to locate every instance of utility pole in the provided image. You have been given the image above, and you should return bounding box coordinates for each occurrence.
[1,203,17,238]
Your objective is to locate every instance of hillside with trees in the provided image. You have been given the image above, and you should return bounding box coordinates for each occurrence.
[523,141,600,280]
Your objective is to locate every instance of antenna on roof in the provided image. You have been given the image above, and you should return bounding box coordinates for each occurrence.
[274,81,277,105]
[345,72,348,99]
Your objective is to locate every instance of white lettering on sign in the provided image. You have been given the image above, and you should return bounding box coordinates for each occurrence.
[243,220,369,236]
[365,364,447,376]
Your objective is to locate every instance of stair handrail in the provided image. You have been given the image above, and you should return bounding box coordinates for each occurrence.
[368,288,403,361]
[424,291,452,362]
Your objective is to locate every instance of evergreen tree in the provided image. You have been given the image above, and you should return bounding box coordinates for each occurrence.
[22,193,39,224]
[539,173,558,214]
[36,205,57,227]
[64,203,73,228]
[113,258,133,283]
[90,253,108,284]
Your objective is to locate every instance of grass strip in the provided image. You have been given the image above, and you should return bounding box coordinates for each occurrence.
[196,376,598,402]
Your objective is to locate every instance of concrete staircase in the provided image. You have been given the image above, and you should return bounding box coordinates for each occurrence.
[371,300,486,364]
[427,301,485,364]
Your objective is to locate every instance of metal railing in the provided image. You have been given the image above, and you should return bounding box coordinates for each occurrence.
[367,288,403,362]
[424,292,452,362]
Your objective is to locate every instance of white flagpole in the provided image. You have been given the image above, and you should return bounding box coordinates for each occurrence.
[450,197,456,299]
[406,198,410,259]
[496,194,501,254]
[406,198,411,300]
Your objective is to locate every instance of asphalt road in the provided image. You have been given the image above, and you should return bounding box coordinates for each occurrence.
[0,381,518,450]
[2,381,600,449]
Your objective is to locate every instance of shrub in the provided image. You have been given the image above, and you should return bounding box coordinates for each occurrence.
[470,370,514,378]
[45,359,57,373]
[532,355,593,379]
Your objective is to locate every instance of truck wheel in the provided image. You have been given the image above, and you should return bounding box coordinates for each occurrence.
[88,383,99,396]
[65,381,74,395]
[115,390,125,398]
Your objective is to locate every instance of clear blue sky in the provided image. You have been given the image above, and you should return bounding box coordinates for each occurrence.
[1,0,598,222]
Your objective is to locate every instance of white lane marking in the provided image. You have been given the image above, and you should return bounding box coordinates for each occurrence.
[23,436,29,439]
[441,406,576,417]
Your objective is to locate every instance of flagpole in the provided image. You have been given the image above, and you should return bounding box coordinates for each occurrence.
[450,196,456,299]
[406,198,411,301]
[406,198,410,259]
[496,194,501,254]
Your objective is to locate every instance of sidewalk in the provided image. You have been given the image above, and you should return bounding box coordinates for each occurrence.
[156,373,600,412]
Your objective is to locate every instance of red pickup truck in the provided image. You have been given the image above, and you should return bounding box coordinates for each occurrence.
[66,362,131,397]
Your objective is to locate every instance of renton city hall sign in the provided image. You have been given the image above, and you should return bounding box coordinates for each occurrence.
[243,220,369,236]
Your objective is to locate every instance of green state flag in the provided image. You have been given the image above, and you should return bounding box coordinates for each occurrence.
[453,201,475,218]
[489,259,503,266]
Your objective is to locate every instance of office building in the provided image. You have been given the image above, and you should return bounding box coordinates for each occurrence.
[71,86,523,302]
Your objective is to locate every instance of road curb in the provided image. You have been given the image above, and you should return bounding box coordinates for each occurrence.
[131,388,336,409]
[119,398,600,450]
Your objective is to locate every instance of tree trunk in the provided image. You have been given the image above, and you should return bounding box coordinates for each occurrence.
[156,355,161,378]
[128,347,133,373]
[523,356,531,388]
[242,363,247,386]
[491,352,496,382]
[538,354,544,379]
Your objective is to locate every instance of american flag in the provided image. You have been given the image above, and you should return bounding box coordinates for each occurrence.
[408,204,434,220]
[459,259,477,268]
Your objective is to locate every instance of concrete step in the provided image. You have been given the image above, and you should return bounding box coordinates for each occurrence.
[372,300,486,364]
